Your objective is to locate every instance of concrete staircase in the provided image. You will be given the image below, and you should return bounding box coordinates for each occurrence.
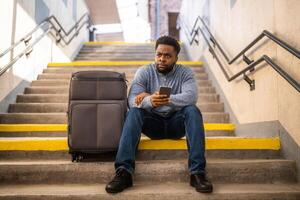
[0,42,299,199]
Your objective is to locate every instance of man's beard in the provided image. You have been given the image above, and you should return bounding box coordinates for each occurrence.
[155,63,175,74]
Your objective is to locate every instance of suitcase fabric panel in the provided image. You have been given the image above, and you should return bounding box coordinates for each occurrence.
[70,103,97,149]
[97,103,124,149]
[70,80,126,100]
[68,100,125,151]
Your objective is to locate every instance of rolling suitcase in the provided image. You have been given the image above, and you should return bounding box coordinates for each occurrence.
[68,71,127,162]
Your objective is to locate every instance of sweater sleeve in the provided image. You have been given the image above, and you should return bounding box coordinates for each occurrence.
[169,68,198,108]
[128,66,153,109]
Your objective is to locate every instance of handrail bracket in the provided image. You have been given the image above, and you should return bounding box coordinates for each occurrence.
[243,54,254,65]
[56,29,62,43]
[25,47,33,57]
[24,35,32,45]
[243,73,255,91]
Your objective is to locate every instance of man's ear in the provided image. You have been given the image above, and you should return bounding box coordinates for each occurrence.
[175,56,178,62]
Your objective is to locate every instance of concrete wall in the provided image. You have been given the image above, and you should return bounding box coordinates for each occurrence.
[179,0,300,142]
[149,0,182,40]
[0,0,89,112]
[179,0,300,178]
[96,32,124,41]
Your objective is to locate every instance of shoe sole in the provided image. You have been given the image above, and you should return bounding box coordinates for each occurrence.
[105,184,133,194]
[190,182,213,193]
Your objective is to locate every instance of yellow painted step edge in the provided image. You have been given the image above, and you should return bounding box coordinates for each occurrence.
[0,137,280,151]
[47,61,204,67]
[0,123,235,132]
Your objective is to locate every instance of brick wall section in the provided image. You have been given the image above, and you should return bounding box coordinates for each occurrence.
[149,0,182,40]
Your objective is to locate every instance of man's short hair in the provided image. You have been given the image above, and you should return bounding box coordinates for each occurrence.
[155,36,181,55]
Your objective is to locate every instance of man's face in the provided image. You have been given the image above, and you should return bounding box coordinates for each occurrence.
[155,44,178,74]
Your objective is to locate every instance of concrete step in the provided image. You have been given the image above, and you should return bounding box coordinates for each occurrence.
[79,49,159,53]
[16,94,68,103]
[31,80,71,87]
[0,113,67,124]
[0,123,234,138]
[0,183,299,200]
[80,44,163,48]
[0,136,280,160]
[43,66,206,74]
[37,73,209,80]
[47,61,202,68]
[46,61,202,68]
[0,130,234,138]
[79,47,187,53]
[79,48,187,52]
[30,79,212,87]
[0,159,296,184]
[9,103,67,113]
[0,131,67,137]
[80,47,156,51]
[0,130,233,138]
[0,112,229,123]
[79,47,161,51]
[77,52,164,55]
[0,150,281,161]
[74,57,189,61]
[8,102,224,113]
[76,53,188,58]
[24,86,216,94]
[0,116,232,135]
[15,94,218,103]
[78,46,171,51]
[77,52,187,57]
[24,87,70,94]
[80,46,180,51]
[0,148,280,161]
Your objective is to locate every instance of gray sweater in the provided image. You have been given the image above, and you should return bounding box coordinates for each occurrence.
[128,63,198,117]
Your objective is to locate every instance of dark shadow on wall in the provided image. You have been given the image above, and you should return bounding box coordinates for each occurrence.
[198,0,210,54]
[230,0,237,9]
[0,79,30,112]
[16,0,85,60]
[73,0,78,21]
[63,0,68,6]
[201,0,210,24]
[35,0,50,31]
[16,0,81,38]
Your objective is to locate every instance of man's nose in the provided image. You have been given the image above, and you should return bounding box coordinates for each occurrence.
[159,55,166,62]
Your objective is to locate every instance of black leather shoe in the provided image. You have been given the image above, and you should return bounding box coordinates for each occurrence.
[105,169,133,193]
[190,173,213,193]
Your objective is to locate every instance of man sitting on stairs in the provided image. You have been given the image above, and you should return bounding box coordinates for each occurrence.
[105,35,213,194]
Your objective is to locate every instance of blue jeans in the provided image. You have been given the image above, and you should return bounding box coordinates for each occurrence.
[115,105,206,174]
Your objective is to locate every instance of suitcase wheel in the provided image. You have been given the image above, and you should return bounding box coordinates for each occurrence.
[71,153,84,162]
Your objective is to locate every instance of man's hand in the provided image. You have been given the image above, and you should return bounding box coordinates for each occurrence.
[150,92,170,108]
[135,92,150,106]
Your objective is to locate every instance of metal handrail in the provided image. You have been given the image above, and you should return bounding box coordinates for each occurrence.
[193,16,300,63]
[49,13,90,44]
[0,13,91,76]
[178,15,300,92]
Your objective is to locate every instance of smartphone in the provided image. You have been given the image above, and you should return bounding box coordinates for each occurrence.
[159,86,171,97]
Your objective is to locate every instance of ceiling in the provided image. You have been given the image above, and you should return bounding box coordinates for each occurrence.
[85,0,121,24]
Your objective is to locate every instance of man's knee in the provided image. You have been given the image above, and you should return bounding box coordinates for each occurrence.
[181,105,202,117]
[127,107,144,119]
